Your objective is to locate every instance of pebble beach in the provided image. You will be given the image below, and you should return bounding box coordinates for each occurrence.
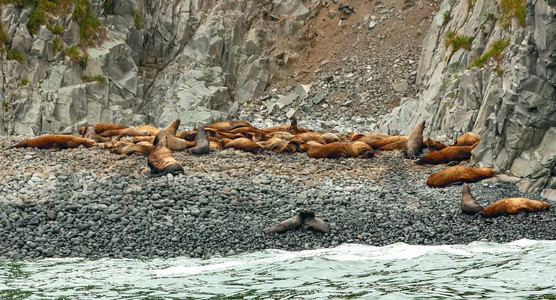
[0,132,553,260]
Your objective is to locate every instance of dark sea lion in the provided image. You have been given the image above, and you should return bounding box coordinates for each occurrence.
[478,198,551,218]
[13,135,96,149]
[456,132,481,146]
[404,120,425,158]
[301,210,331,234]
[417,142,478,165]
[147,136,184,177]
[264,211,306,234]
[461,183,484,215]
[426,166,496,188]
[188,124,210,155]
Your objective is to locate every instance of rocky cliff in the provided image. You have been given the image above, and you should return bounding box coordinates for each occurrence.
[380,0,555,198]
[0,0,318,133]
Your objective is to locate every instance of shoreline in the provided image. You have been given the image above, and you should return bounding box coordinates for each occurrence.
[0,137,554,260]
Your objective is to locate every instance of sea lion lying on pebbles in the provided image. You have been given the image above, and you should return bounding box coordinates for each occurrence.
[478,198,551,218]
[78,123,128,135]
[417,142,478,165]
[426,166,496,188]
[13,135,96,149]
[147,136,184,177]
[264,209,330,234]
[462,184,551,217]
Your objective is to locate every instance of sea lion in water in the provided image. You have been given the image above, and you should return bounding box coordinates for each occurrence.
[13,135,96,149]
[264,210,306,234]
[461,183,484,215]
[147,136,184,177]
[478,198,551,218]
[301,210,331,234]
[404,120,425,158]
[188,124,210,155]
[426,166,496,188]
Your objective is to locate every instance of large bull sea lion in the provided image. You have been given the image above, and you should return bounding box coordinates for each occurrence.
[188,124,210,155]
[147,136,184,177]
[404,120,425,158]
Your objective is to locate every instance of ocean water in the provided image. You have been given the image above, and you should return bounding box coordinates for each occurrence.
[1,239,556,299]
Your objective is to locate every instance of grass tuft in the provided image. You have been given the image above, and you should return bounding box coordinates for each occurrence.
[7,48,25,64]
[500,0,526,27]
[469,38,510,69]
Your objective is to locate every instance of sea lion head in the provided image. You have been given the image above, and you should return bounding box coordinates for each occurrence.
[299,209,315,220]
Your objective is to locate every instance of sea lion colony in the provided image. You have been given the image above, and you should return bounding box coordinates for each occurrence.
[13,117,551,230]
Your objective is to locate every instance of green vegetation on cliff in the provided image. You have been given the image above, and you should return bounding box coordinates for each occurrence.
[469,38,510,73]
[0,0,104,45]
[500,0,526,27]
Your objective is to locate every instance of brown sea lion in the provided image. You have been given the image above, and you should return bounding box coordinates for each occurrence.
[13,135,96,149]
[188,124,210,155]
[478,198,551,218]
[307,141,372,159]
[257,138,298,153]
[221,137,261,153]
[112,142,154,156]
[321,132,341,143]
[426,166,496,188]
[378,139,408,151]
[147,136,184,177]
[404,120,425,158]
[264,210,306,234]
[368,135,409,149]
[424,138,448,152]
[100,125,160,138]
[287,116,311,134]
[301,210,331,234]
[351,132,390,144]
[78,123,128,135]
[417,142,478,165]
[461,183,484,215]
[456,132,481,146]
[289,132,326,144]
[205,120,252,131]
[81,125,112,142]
[152,119,181,146]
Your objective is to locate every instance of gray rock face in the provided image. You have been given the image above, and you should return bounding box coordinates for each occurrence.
[1,0,314,132]
[380,0,556,195]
